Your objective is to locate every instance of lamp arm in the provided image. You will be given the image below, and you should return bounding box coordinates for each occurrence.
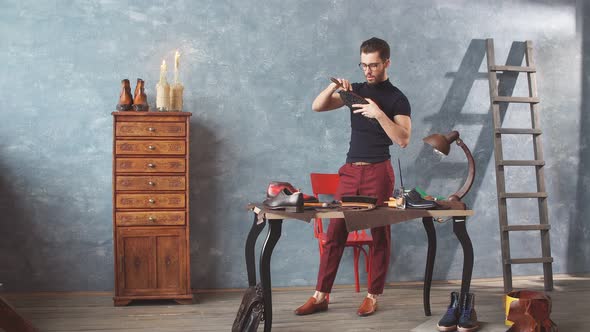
[449,139,475,201]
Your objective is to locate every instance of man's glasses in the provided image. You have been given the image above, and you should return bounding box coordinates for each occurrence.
[358,62,383,71]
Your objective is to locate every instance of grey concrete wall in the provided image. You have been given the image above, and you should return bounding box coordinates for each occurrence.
[0,0,585,291]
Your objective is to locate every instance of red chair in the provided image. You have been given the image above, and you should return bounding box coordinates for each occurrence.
[310,173,374,292]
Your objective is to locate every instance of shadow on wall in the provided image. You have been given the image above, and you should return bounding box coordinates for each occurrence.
[0,160,36,291]
[404,39,525,280]
[567,1,590,273]
[188,96,224,290]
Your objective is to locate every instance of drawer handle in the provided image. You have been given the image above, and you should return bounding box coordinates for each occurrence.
[148,216,156,222]
[148,127,156,132]
[148,198,156,204]
[147,163,156,168]
[147,181,156,186]
[147,145,156,151]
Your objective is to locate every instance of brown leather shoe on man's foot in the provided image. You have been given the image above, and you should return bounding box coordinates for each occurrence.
[294,297,328,315]
[357,297,377,317]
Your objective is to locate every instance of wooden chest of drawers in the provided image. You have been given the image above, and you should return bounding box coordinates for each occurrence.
[112,112,193,306]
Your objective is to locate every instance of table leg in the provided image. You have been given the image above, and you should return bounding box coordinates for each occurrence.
[453,216,474,305]
[260,219,283,332]
[422,217,436,316]
[245,214,266,286]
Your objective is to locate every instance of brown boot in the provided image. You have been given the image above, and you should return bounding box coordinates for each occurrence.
[507,290,558,332]
[357,297,377,317]
[133,78,141,101]
[132,79,149,111]
[294,297,328,315]
[116,79,133,111]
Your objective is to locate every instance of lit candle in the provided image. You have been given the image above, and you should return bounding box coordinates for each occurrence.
[170,51,184,111]
[174,51,180,84]
[159,60,167,84]
[156,59,170,111]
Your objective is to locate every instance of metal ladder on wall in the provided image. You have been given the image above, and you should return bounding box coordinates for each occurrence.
[485,39,553,293]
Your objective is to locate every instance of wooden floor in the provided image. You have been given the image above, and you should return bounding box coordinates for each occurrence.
[3,275,589,331]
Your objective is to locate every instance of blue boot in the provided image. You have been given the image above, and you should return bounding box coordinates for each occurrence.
[437,291,460,331]
[458,293,479,332]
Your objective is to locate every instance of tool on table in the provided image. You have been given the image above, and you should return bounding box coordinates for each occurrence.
[304,195,377,211]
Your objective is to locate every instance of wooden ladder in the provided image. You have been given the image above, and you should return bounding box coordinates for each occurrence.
[485,39,553,293]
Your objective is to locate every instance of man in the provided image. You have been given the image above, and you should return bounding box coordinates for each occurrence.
[295,37,412,317]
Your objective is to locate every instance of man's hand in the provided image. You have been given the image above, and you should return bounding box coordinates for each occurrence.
[332,78,352,91]
[352,98,384,120]
[312,77,350,112]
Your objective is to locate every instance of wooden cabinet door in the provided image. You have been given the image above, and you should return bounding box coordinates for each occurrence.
[118,233,155,294]
[156,234,185,290]
[116,227,187,296]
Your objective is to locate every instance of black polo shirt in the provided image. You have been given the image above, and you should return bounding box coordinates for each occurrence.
[345,79,411,163]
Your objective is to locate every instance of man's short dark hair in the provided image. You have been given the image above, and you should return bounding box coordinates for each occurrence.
[360,37,390,61]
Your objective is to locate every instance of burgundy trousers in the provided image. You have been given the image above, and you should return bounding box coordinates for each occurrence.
[316,160,395,294]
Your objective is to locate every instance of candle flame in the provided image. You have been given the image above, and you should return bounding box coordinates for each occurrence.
[174,51,180,70]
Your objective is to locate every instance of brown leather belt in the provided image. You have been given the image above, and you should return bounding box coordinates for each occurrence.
[351,161,372,166]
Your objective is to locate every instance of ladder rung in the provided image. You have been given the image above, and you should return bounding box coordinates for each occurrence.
[489,65,536,72]
[500,192,548,198]
[499,160,545,166]
[496,128,542,135]
[504,257,553,265]
[493,96,540,104]
[502,224,551,232]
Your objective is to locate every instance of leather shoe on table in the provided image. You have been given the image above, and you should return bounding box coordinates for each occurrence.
[294,297,328,315]
[263,188,304,213]
[357,297,377,317]
[405,188,439,209]
[267,181,318,203]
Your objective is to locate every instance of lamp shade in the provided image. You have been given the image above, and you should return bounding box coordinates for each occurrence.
[423,131,459,156]
[423,133,451,155]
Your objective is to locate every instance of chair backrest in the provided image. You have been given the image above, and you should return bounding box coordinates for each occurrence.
[309,173,339,238]
[310,173,339,197]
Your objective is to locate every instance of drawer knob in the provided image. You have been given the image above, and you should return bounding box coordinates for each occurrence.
[147,145,156,151]
[148,216,156,222]
[148,198,156,204]
[147,181,156,186]
[147,163,156,168]
[148,127,156,132]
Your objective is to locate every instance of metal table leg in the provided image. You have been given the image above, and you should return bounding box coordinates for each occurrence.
[422,217,436,316]
[245,214,266,286]
[260,219,283,332]
[453,216,474,305]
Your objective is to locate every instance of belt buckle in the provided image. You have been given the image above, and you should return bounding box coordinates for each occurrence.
[353,161,371,166]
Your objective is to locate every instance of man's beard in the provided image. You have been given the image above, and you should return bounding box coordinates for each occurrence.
[366,73,384,85]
